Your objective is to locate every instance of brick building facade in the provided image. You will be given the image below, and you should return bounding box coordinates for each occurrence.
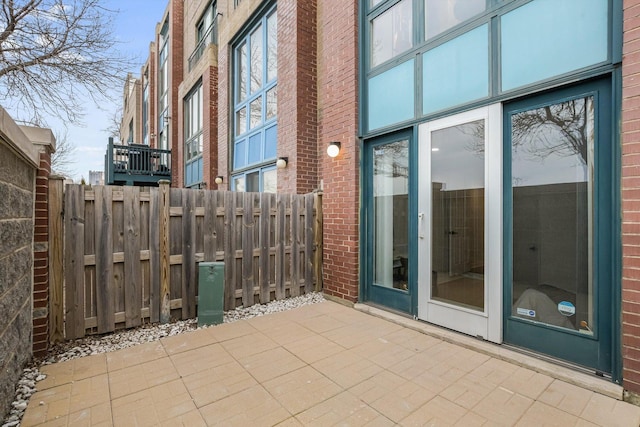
[116,0,640,399]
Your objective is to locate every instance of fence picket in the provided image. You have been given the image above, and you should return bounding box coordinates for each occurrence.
[259,193,271,303]
[149,187,160,323]
[64,185,85,339]
[242,192,255,307]
[94,186,115,333]
[182,189,196,318]
[124,186,142,328]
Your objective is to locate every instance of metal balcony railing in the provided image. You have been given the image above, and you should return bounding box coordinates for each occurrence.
[188,23,218,72]
[105,138,171,186]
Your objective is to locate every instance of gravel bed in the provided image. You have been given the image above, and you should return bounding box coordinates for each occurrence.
[2,292,325,427]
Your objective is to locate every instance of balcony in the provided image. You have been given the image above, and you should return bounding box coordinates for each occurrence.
[188,22,217,72]
[105,138,171,186]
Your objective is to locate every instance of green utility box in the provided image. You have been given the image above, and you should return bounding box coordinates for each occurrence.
[198,262,224,327]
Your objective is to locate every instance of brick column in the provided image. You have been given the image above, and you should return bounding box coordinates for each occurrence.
[33,149,51,357]
[622,0,640,396]
[317,0,360,303]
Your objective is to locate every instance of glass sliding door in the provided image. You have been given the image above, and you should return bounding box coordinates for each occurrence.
[504,79,614,374]
[363,131,413,313]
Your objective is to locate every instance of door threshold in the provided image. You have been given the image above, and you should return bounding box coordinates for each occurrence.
[354,302,623,400]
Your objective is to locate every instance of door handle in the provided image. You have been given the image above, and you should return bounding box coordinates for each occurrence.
[418,212,424,239]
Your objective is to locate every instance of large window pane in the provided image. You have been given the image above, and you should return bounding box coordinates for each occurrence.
[236,107,246,136]
[373,139,409,290]
[423,24,488,114]
[369,59,414,130]
[501,0,608,91]
[250,96,262,129]
[250,25,263,93]
[425,0,486,40]
[266,86,277,120]
[431,120,485,311]
[263,168,277,193]
[371,0,412,67]
[238,42,247,101]
[267,11,277,81]
[510,96,594,333]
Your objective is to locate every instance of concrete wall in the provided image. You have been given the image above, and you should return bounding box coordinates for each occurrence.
[0,107,40,418]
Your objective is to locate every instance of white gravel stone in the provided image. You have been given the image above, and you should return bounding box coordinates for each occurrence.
[2,292,324,426]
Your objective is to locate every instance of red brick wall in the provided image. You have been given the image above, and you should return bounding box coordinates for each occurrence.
[217,44,230,190]
[33,150,51,357]
[623,0,640,394]
[277,0,318,194]
[170,0,184,187]
[318,0,360,302]
[203,65,219,187]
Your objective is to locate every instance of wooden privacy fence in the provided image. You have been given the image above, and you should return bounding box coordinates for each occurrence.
[49,181,323,341]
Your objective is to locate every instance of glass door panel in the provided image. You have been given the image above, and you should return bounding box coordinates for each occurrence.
[510,97,594,333]
[431,120,485,311]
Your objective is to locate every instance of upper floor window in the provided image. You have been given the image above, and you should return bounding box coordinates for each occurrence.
[371,0,412,67]
[425,0,486,40]
[184,83,203,187]
[231,6,278,192]
[158,19,169,151]
[190,1,217,71]
[142,69,149,145]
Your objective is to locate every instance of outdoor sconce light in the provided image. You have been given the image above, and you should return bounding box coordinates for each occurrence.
[276,157,288,169]
[214,175,224,185]
[327,141,341,158]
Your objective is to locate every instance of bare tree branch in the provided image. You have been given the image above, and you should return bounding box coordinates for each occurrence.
[51,129,76,177]
[0,0,135,125]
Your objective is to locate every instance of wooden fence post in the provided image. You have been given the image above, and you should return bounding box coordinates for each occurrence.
[159,180,171,323]
[48,176,64,343]
[314,191,323,292]
[64,184,85,339]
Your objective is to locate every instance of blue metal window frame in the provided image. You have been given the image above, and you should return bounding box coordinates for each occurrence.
[184,82,203,188]
[232,5,277,176]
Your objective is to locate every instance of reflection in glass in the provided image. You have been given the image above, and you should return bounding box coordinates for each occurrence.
[266,86,277,120]
[511,96,594,334]
[236,107,247,136]
[263,168,277,193]
[250,97,262,129]
[373,139,409,290]
[238,42,247,101]
[246,171,260,192]
[250,25,263,93]
[425,0,485,40]
[267,12,277,81]
[234,176,245,192]
[371,0,412,67]
[431,120,485,311]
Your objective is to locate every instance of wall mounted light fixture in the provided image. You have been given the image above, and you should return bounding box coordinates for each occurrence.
[214,175,224,185]
[276,157,288,169]
[327,141,341,158]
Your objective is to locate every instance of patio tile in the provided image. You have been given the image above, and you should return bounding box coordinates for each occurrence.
[367,379,436,423]
[159,410,207,427]
[470,357,520,386]
[257,322,318,346]
[349,370,408,404]
[160,327,217,355]
[112,379,196,426]
[440,373,497,410]
[283,333,346,364]
[295,313,348,334]
[67,374,111,414]
[380,327,442,353]
[312,348,384,389]
[537,379,594,417]
[205,318,257,342]
[515,401,579,426]
[198,384,290,426]
[38,354,107,389]
[295,391,389,426]
[237,346,306,383]
[453,411,489,426]
[181,359,257,408]
[66,402,113,427]
[579,392,640,427]
[106,340,167,372]
[399,395,467,426]
[21,383,72,425]
[499,366,554,400]
[220,331,279,359]
[108,356,179,399]
[262,365,342,414]
[275,417,305,426]
[169,342,234,378]
[319,323,380,349]
[412,366,467,396]
[471,386,534,426]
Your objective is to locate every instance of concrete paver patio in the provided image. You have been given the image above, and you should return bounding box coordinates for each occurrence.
[21,301,640,426]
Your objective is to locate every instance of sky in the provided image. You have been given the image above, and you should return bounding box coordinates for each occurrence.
[45,1,167,182]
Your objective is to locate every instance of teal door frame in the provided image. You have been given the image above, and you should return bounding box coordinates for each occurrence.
[361,128,417,315]
[503,77,617,377]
